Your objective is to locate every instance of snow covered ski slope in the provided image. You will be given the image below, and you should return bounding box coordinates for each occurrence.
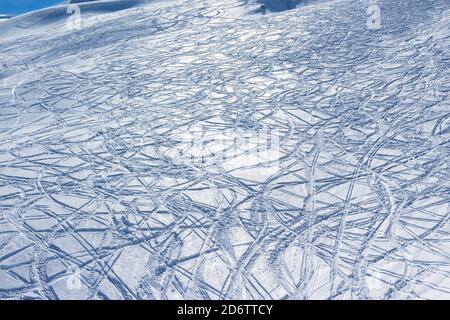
[0,0,449,299]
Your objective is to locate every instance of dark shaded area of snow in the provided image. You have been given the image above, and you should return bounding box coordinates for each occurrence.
[0,0,449,300]
[69,0,99,3]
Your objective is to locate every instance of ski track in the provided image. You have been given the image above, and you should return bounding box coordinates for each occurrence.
[0,0,449,299]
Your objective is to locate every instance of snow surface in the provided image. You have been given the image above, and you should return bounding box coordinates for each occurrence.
[0,0,449,300]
